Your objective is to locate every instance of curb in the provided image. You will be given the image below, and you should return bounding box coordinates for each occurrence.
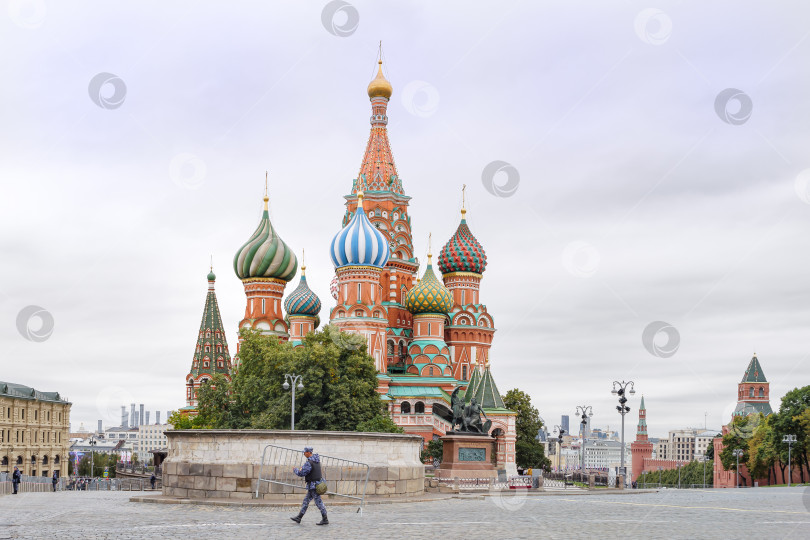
[129,488,659,507]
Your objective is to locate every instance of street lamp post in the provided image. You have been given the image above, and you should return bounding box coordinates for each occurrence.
[88,436,97,479]
[553,425,566,473]
[611,380,635,484]
[732,448,744,488]
[782,434,797,487]
[282,374,304,430]
[575,405,593,478]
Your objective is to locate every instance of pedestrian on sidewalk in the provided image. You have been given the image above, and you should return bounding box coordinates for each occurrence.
[52,471,58,492]
[150,473,156,490]
[290,446,328,526]
[12,467,21,494]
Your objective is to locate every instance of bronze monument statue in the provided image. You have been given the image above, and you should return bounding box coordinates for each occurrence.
[450,388,492,435]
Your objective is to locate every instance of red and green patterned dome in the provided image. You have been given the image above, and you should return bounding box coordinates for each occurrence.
[438,210,487,275]
[405,256,453,315]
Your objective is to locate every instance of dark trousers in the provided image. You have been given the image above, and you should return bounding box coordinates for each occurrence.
[299,488,327,516]
[12,482,19,494]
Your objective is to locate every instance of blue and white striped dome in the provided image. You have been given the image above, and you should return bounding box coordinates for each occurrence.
[330,193,390,269]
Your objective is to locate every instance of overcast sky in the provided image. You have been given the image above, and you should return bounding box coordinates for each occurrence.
[2,0,809,438]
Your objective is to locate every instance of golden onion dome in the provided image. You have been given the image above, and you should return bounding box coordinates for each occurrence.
[367,60,393,99]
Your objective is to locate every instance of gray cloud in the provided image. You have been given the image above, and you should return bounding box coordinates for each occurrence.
[1,1,809,436]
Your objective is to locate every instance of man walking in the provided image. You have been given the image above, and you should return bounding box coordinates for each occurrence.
[52,471,58,492]
[290,446,327,526]
[150,473,156,490]
[12,466,21,494]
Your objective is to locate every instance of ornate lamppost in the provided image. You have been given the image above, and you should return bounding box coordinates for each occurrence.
[782,434,796,487]
[732,448,744,488]
[283,374,304,430]
[611,380,635,482]
[88,436,97,478]
[576,405,593,476]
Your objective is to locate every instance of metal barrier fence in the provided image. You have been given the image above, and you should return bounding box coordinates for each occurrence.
[255,444,370,514]
[453,476,536,490]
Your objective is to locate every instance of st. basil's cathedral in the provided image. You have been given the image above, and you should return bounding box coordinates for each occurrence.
[183,58,517,474]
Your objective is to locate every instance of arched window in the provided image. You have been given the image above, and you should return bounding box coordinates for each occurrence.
[42,455,48,464]
[204,344,210,352]
[401,402,411,414]
[759,387,764,397]
[387,341,395,356]
[462,365,468,381]
[415,402,425,414]
[749,387,754,398]
[54,455,60,464]
[16,456,22,465]
[429,366,434,377]
[31,455,36,464]
[1,456,7,466]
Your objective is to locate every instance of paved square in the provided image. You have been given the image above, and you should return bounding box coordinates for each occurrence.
[1,488,808,539]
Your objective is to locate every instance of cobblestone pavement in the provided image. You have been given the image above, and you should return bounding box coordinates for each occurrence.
[1,487,808,539]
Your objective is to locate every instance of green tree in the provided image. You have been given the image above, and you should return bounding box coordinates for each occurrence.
[198,326,386,431]
[720,415,761,485]
[771,385,810,483]
[747,415,776,482]
[636,460,713,487]
[502,389,551,470]
[420,439,443,464]
[356,413,404,434]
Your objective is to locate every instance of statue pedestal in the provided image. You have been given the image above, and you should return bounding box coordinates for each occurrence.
[436,433,497,479]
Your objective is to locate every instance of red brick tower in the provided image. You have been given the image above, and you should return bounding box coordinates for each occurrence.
[340,59,419,370]
[630,396,653,482]
[232,185,298,369]
[438,190,495,382]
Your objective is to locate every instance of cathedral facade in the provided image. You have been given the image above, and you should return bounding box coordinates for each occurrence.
[184,57,516,473]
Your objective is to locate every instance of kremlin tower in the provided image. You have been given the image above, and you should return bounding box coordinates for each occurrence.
[630,396,653,483]
[184,268,232,408]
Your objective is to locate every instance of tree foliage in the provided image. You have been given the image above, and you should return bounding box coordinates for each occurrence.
[635,459,712,486]
[420,439,443,464]
[194,326,388,431]
[502,388,551,470]
[716,385,810,485]
[77,453,118,477]
[356,413,404,434]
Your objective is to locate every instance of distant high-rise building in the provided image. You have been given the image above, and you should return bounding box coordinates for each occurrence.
[561,415,569,434]
[97,420,102,433]
[121,406,128,428]
[133,411,139,426]
[156,411,161,425]
[139,404,145,426]
[145,411,150,425]
[130,403,136,426]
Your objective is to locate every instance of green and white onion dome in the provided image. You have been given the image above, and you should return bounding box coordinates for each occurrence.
[233,194,298,281]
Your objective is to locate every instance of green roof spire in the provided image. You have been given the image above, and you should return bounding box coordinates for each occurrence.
[189,270,232,381]
[464,359,482,402]
[741,354,767,383]
[470,360,505,409]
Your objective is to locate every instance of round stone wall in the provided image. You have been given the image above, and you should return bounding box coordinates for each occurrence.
[162,430,425,500]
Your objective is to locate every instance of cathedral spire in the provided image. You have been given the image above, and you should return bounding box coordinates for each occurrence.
[186,268,232,407]
[356,54,401,195]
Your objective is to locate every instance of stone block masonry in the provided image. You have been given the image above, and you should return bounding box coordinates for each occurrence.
[163,430,425,500]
